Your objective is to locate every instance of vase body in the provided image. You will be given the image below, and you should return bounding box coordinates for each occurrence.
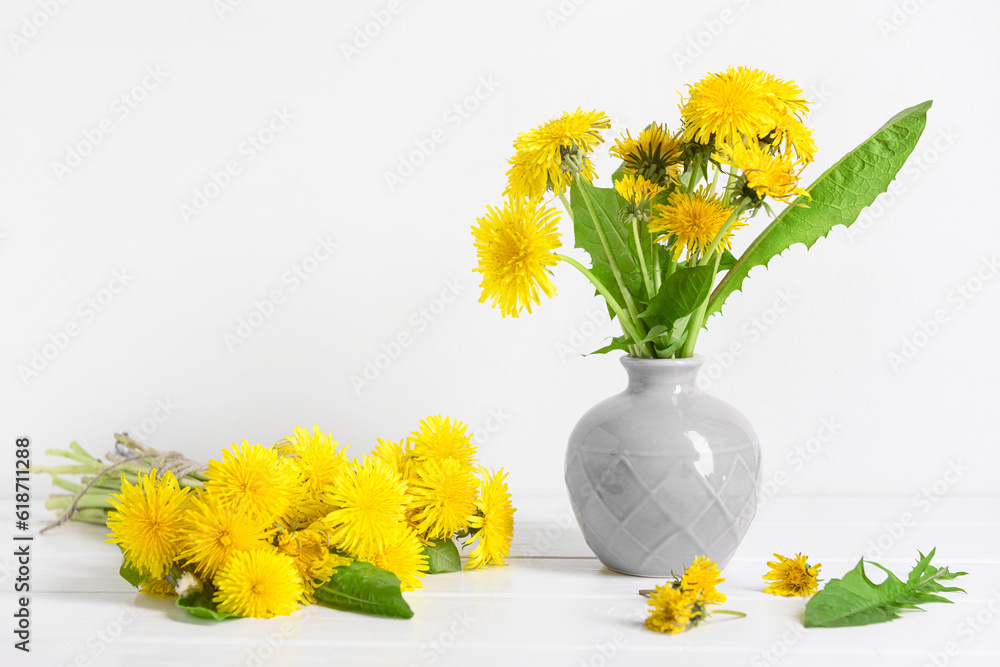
[564,356,761,576]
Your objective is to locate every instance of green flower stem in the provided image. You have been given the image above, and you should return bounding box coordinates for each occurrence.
[686,152,703,194]
[557,191,575,222]
[632,217,654,299]
[699,198,752,267]
[573,175,646,332]
[713,610,747,618]
[679,249,723,357]
[45,494,115,510]
[555,253,648,355]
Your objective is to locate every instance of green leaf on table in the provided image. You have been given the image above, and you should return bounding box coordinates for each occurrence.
[176,584,240,621]
[639,265,715,328]
[571,179,642,319]
[119,557,147,588]
[423,538,462,574]
[706,100,932,320]
[313,560,413,619]
[804,548,966,628]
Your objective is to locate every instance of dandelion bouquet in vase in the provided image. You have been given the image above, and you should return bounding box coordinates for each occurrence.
[473,67,932,577]
[472,67,931,357]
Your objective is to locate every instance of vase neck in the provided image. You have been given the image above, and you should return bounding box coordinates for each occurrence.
[621,356,703,394]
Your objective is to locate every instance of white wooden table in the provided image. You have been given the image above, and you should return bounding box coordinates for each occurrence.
[4,492,999,666]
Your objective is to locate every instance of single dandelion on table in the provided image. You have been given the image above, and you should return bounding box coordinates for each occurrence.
[763,553,822,597]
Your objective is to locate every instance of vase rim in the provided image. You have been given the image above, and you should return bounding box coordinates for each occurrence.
[621,354,704,368]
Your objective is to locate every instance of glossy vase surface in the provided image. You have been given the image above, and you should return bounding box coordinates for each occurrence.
[565,355,761,576]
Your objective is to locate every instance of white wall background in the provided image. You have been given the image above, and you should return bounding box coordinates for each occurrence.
[3,0,998,503]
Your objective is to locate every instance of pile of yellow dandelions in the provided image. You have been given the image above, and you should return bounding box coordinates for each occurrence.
[106,416,515,618]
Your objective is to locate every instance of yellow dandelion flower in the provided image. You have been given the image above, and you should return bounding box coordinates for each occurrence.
[371,438,410,480]
[645,584,695,634]
[679,556,727,605]
[614,174,665,211]
[214,549,303,618]
[322,456,409,560]
[681,66,778,145]
[772,115,816,164]
[106,469,189,580]
[610,123,684,186]
[472,197,562,318]
[464,467,515,570]
[370,526,429,592]
[204,440,300,525]
[505,108,609,200]
[410,457,478,540]
[759,73,809,120]
[763,553,821,597]
[139,577,177,598]
[407,416,477,466]
[277,529,351,603]
[649,189,744,260]
[282,425,351,523]
[714,138,809,203]
[178,493,273,577]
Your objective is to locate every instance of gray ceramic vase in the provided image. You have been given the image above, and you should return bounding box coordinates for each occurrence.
[565,355,761,577]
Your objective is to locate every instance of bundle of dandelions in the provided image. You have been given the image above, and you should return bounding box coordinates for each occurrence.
[473,66,931,358]
[34,416,515,620]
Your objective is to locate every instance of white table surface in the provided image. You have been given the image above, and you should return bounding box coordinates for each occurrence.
[4,492,998,667]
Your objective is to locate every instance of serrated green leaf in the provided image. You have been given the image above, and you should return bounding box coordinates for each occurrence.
[119,558,147,588]
[176,584,240,621]
[804,548,966,628]
[588,334,632,356]
[707,100,932,319]
[571,179,643,319]
[313,560,413,619]
[423,538,461,574]
[639,265,715,327]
